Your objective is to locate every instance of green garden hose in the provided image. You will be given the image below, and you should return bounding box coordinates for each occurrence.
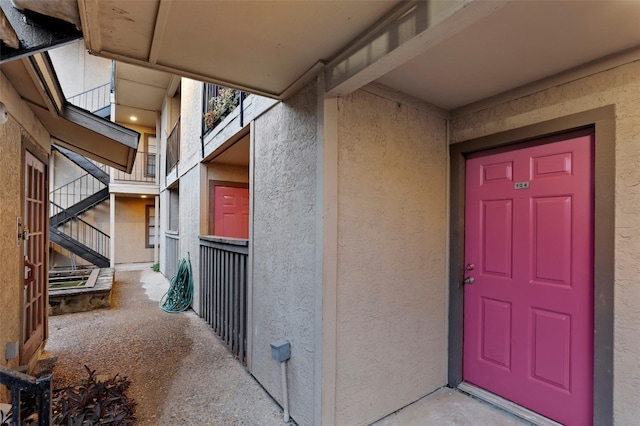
[160,254,194,313]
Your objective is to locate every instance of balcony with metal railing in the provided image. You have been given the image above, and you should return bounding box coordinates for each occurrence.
[111,151,157,184]
[202,84,245,138]
[110,150,159,195]
[166,118,180,175]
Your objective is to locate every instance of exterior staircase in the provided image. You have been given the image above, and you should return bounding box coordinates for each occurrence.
[49,146,111,267]
[49,83,113,268]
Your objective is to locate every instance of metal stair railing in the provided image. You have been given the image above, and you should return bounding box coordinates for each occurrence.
[66,82,110,114]
[53,145,110,184]
[50,172,106,213]
[50,201,110,260]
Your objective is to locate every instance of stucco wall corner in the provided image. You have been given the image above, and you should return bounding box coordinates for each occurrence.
[334,89,448,425]
[251,81,319,426]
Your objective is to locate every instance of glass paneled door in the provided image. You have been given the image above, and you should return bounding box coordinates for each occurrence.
[23,151,47,363]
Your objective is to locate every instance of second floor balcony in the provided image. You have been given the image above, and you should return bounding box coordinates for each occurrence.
[112,151,157,184]
[202,84,246,138]
[166,118,180,175]
[110,149,159,196]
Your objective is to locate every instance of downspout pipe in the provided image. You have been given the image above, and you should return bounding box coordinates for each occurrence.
[271,339,292,423]
[200,84,206,159]
[281,361,290,422]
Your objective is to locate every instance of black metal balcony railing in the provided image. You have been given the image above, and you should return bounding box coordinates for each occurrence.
[165,232,180,280]
[0,365,51,425]
[166,119,180,174]
[199,236,248,364]
[202,83,245,136]
[112,151,157,183]
[66,83,110,113]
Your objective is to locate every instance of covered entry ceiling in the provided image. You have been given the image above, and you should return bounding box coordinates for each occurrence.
[114,62,176,128]
[378,0,640,110]
[79,0,399,98]
[69,0,640,109]
[6,0,640,110]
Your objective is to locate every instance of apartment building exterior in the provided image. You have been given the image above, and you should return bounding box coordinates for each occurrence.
[2,2,640,425]
[48,41,163,269]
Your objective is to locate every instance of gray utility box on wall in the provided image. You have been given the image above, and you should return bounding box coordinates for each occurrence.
[270,339,291,362]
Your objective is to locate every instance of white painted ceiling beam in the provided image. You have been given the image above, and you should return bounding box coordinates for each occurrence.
[324,0,507,98]
[148,0,172,65]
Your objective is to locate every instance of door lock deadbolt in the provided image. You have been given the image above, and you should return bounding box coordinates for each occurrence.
[466,263,475,271]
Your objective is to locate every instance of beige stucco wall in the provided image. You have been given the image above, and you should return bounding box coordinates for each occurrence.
[451,59,640,425]
[49,40,111,98]
[0,72,51,399]
[333,90,448,425]
[113,197,154,264]
[177,166,202,309]
[251,82,319,425]
[51,150,87,192]
[206,163,249,184]
[0,112,28,379]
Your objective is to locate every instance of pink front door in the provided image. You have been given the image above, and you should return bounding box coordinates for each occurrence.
[212,185,249,239]
[463,131,594,425]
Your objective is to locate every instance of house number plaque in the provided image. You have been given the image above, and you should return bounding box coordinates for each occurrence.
[514,181,530,190]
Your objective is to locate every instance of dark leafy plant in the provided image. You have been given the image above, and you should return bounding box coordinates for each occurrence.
[0,407,9,426]
[0,392,37,425]
[52,366,136,425]
[151,263,160,273]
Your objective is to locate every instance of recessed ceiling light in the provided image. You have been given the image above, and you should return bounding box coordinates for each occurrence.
[130,116,138,121]
[141,195,147,198]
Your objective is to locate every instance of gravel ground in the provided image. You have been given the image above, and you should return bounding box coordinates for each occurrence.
[43,265,287,425]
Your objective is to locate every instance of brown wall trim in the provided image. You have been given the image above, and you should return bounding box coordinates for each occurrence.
[448,105,615,425]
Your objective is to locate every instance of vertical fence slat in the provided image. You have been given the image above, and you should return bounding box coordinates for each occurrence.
[214,248,219,332]
[165,233,179,281]
[216,248,221,333]
[198,238,247,364]
[233,253,239,356]
[240,254,246,362]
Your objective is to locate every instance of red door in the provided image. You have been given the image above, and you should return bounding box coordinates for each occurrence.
[212,185,249,239]
[23,151,47,363]
[463,131,594,425]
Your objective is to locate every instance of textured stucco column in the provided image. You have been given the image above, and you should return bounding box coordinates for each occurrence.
[109,193,115,268]
[154,195,159,264]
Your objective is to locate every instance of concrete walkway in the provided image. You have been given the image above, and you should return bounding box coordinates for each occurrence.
[44,264,285,425]
[43,263,532,425]
[373,388,530,426]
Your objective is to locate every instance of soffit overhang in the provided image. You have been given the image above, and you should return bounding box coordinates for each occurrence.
[77,0,640,111]
[77,0,401,99]
[1,53,139,172]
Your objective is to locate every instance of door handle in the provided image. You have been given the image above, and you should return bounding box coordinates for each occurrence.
[463,277,475,285]
[24,258,35,286]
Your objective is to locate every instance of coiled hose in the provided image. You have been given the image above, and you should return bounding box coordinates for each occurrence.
[160,254,194,313]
